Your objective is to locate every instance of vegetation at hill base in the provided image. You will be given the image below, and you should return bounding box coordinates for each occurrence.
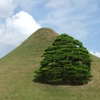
[34,34,93,85]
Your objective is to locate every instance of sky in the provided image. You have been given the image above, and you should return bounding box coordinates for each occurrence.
[0,0,100,58]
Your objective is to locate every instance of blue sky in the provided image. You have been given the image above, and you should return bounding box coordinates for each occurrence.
[0,0,100,58]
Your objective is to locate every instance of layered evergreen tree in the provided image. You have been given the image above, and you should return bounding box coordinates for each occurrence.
[34,34,92,85]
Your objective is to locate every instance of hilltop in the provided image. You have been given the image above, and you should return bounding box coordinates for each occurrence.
[0,28,100,100]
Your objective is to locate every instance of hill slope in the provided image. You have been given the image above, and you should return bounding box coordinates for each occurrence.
[0,28,100,100]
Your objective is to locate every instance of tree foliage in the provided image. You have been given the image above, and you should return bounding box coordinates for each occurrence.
[34,34,92,85]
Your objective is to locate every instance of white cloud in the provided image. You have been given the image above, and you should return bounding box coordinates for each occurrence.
[90,51,100,58]
[45,0,97,11]
[14,0,36,11]
[45,0,67,8]
[0,11,41,58]
[14,0,47,11]
[39,0,99,40]
[0,23,5,35]
[0,0,15,18]
[61,21,88,40]
[5,11,41,45]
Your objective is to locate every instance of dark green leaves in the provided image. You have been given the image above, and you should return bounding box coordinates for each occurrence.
[34,34,92,85]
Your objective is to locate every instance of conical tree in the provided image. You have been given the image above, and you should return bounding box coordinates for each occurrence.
[34,34,92,85]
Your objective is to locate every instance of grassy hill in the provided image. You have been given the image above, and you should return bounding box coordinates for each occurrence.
[0,28,100,100]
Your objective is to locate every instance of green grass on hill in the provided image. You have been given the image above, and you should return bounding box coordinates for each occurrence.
[0,28,100,100]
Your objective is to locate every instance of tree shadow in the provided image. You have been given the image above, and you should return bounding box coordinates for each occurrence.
[33,78,87,86]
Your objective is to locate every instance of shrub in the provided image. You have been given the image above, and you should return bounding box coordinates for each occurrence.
[34,34,92,85]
